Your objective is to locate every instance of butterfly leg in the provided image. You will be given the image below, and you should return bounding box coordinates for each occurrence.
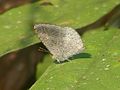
[56,59,60,63]
[38,47,49,53]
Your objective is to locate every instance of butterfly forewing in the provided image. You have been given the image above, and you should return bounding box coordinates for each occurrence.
[34,24,84,62]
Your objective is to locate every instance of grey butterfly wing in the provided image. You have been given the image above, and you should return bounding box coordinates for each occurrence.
[59,27,84,60]
[34,24,84,62]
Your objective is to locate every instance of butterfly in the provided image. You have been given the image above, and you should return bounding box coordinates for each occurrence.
[34,24,84,62]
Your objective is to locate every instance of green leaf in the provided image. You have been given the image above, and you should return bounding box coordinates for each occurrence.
[34,0,120,28]
[30,0,120,90]
[0,0,119,57]
[0,0,120,89]
[36,55,53,79]
[31,27,120,90]
[0,4,39,57]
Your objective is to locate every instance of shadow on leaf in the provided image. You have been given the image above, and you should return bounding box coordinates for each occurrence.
[70,53,91,60]
[54,53,91,64]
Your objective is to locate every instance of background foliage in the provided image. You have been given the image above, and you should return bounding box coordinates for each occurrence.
[0,0,120,90]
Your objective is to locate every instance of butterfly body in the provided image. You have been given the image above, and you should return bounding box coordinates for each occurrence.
[34,24,84,62]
